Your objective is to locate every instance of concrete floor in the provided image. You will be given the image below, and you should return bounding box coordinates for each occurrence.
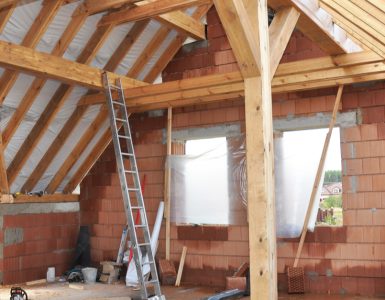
[0,282,383,300]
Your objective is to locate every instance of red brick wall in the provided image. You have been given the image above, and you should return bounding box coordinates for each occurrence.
[1,211,79,284]
[79,6,385,296]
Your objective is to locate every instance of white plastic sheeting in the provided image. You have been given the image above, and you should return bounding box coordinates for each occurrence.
[0,1,179,193]
[169,129,338,238]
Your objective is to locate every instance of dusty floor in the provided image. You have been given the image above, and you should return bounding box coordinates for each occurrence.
[0,282,383,300]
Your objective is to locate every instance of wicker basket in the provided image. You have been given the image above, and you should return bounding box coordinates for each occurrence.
[287,266,305,294]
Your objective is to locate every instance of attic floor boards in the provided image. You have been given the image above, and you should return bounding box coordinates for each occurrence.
[0,283,383,299]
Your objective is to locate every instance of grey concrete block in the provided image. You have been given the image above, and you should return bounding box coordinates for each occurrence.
[0,243,3,259]
[4,228,23,246]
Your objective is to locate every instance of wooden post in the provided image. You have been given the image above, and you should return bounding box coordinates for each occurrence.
[164,107,172,260]
[175,246,187,287]
[293,85,344,267]
[0,131,9,194]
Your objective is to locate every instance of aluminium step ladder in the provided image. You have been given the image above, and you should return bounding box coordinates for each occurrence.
[103,72,165,300]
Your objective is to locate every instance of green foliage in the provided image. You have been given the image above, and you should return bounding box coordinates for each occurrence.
[324,170,341,183]
[324,214,337,225]
[321,195,342,209]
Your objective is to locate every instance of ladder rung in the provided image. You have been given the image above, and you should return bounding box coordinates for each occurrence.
[109,84,120,89]
[127,188,139,191]
[144,279,159,285]
[131,206,144,210]
[135,224,147,228]
[125,170,136,174]
[122,152,134,157]
[142,260,155,265]
[112,100,125,106]
[115,118,128,123]
[138,242,151,247]
[118,135,130,139]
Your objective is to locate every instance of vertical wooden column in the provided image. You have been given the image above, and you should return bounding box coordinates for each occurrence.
[0,131,9,193]
[164,107,172,260]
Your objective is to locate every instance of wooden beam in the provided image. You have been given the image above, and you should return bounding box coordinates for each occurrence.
[213,0,261,77]
[0,4,15,34]
[0,40,146,91]
[293,85,344,268]
[100,0,210,26]
[0,131,9,194]
[269,6,299,79]
[0,0,19,9]
[62,128,113,193]
[100,0,211,40]
[76,0,140,15]
[0,0,64,104]
[164,107,172,260]
[0,194,79,204]
[320,0,385,57]
[268,0,347,55]
[46,108,108,193]
[2,6,89,148]
[6,24,116,186]
[21,21,148,192]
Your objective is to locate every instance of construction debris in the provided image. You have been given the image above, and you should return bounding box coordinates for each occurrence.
[158,259,177,286]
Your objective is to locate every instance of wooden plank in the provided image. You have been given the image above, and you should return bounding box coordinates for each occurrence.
[10,194,79,203]
[268,0,347,55]
[0,131,8,193]
[0,40,146,90]
[213,0,261,77]
[98,0,209,40]
[77,0,140,15]
[100,0,210,25]
[164,107,172,261]
[62,128,113,193]
[0,4,15,34]
[0,0,64,104]
[269,6,299,79]
[293,85,344,267]
[6,24,116,186]
[46,108,108,193]
[22,20,150,192]
[2,6,89,148]
[243,0,276,298]
[320,0,385,57]
[175,246,187,287]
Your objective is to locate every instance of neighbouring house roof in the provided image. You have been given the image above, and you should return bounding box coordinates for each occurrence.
[322,182,342,196]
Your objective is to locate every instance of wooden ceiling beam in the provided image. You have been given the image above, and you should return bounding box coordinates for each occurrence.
[76,0,140,15]
[46,108,108,193]
[98,0,208,40]
[0,40,146,91]
[6,24,116,186]
[21,20,149,193]
[2,6,89,148]
[0,0,64,104]
[269,6,299,79]
[268,0,347,55]
[213,0,261,77]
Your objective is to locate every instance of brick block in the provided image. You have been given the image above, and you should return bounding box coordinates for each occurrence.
[362,158,380,174]
[356,209,373,225]
[362,106,385,124]
[373,174,385,191]
[345,159,362,175]
[361,124,378,141]
[342,127,361,142]
[225,276,246,290]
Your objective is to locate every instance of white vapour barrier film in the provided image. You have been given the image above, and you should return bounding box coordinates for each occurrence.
[115,20,161,76]
[138,30,178,81]
[36,2,79,54]
[170,129,338,237]
[91,23,134,70]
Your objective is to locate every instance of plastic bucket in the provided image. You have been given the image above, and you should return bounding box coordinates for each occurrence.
[46,267,55,283]
[81,267,97,284]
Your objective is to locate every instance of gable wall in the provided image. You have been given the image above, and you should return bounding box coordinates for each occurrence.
[79,7,385,295]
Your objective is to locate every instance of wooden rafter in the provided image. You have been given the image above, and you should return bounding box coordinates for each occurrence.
[6,24,117,186]
[0,131,9,194]
[98,0,207,40]
[2,5,89,148]
[46,108,108,193]
[63,128,112,193]
[0,4,15,34]
[0,0,64,104]
[320,0,385,57]
[268,0,347,55]
[21,20,149,193]
[0,40,146,91]
[269,6,299,78]
[213,0,261,77]
[76,0,140,15]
